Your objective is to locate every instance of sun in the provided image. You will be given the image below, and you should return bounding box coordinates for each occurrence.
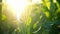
[3,0,42,21]
[7,0,31,21]
[3,0,31,21]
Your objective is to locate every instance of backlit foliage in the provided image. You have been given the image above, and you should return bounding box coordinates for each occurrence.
[1,0,60,34]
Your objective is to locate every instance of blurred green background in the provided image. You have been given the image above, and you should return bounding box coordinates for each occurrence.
[1,0,60,34]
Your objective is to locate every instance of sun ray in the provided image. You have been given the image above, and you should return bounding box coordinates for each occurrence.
[3,0,42,21]
[5,0,31,21]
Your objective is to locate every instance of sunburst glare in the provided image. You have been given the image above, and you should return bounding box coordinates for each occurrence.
[5,0,31,21]
[3,0,42,21]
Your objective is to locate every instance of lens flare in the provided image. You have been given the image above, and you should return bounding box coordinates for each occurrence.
[3,0,42,21]
[6,0,31,21]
